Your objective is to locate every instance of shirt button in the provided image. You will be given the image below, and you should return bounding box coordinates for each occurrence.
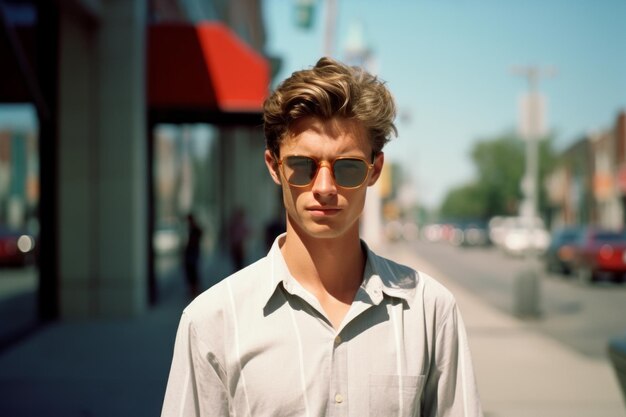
[335,393,344,404]
[334,335,342,345]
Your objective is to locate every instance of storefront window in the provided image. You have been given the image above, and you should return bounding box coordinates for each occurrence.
[152,124,220,298]
[0,104,39,347]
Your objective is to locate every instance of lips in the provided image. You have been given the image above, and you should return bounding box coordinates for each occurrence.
[307,206,342,216]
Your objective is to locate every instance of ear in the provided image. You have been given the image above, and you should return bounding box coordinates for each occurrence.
[264,150,282,185]
[367,152,384,186]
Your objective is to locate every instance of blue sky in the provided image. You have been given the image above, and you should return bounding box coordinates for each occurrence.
[263,0,626,208]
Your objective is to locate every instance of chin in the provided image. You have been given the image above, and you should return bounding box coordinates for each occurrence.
[308,229,346,240]
[298,219,358,241]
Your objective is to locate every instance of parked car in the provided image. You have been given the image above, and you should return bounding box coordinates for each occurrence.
[458,221,491,247]
[544,226,583,274]
[570,227,626,284]
[489,216,550,256]
[0,226,37,267]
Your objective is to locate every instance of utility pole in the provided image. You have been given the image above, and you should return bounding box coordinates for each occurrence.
[343,20,382,245]
[323,0,338,57]
[511,66,556,222]
[510,65,556,318]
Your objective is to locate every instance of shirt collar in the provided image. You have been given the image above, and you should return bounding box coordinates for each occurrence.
[264,234,417,307]
[359,240,417,304]
[264,233,292,302]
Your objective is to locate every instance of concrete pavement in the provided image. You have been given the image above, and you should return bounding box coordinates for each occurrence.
[0,243,624,416]
[0,278,187,416]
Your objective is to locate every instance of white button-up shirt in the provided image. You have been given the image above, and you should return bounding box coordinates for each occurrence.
[161,237,483,417]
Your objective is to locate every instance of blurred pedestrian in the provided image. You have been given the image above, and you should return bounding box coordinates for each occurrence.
[183,213,202,298]
[162,57,483,416]
[264,213,285,251]
[227,207,249,270]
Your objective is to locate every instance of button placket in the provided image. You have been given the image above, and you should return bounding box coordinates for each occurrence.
[328,332,347,415]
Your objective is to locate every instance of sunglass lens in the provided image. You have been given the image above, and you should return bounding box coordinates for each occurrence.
[284,156,317,186]
[334,159,368,187]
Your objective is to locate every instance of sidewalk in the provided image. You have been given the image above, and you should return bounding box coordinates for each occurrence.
[0,244,624,416]
[0,279,187,416]
[0,251,234,417]
[376,242,626,417]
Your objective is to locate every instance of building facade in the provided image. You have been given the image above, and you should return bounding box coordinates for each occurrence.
[545,111,626,230]
[0,0,276,321]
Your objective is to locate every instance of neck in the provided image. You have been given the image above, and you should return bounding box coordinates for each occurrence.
[280,222,365,302]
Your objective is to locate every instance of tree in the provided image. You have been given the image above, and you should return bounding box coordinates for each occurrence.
[439,132,557,220]
[470,133,525,218]
[439,183,487,220]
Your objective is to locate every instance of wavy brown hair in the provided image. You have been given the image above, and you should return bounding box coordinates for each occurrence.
[263,57,397,157]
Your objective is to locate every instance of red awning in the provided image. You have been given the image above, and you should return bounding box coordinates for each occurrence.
[148,22,270,113]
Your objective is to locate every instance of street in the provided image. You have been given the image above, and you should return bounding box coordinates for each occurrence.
[402,239,626,359]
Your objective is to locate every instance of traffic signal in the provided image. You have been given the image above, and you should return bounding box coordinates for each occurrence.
[294,0,316,30]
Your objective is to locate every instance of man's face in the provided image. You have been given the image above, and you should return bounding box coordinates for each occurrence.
[265,116,384,241]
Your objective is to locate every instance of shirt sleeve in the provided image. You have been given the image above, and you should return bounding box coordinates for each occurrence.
[422,304,484,417]
[161,311,231,417]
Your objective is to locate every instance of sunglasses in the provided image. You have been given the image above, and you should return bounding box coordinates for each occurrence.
[276,155,374,188]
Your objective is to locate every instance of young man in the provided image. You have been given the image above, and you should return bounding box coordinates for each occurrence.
[161,57,483,416]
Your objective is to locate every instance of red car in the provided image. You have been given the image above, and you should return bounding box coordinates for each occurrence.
[0,226,37,267]
[571,227,626,284]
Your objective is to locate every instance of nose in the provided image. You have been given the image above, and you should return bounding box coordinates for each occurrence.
[311,162,337,196]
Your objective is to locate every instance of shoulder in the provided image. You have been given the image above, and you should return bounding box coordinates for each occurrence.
[183,256,272,325]
[371,251,457,312]
[417,270,457,306]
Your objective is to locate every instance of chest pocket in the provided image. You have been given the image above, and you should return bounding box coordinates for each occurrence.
[369,374,425,417]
